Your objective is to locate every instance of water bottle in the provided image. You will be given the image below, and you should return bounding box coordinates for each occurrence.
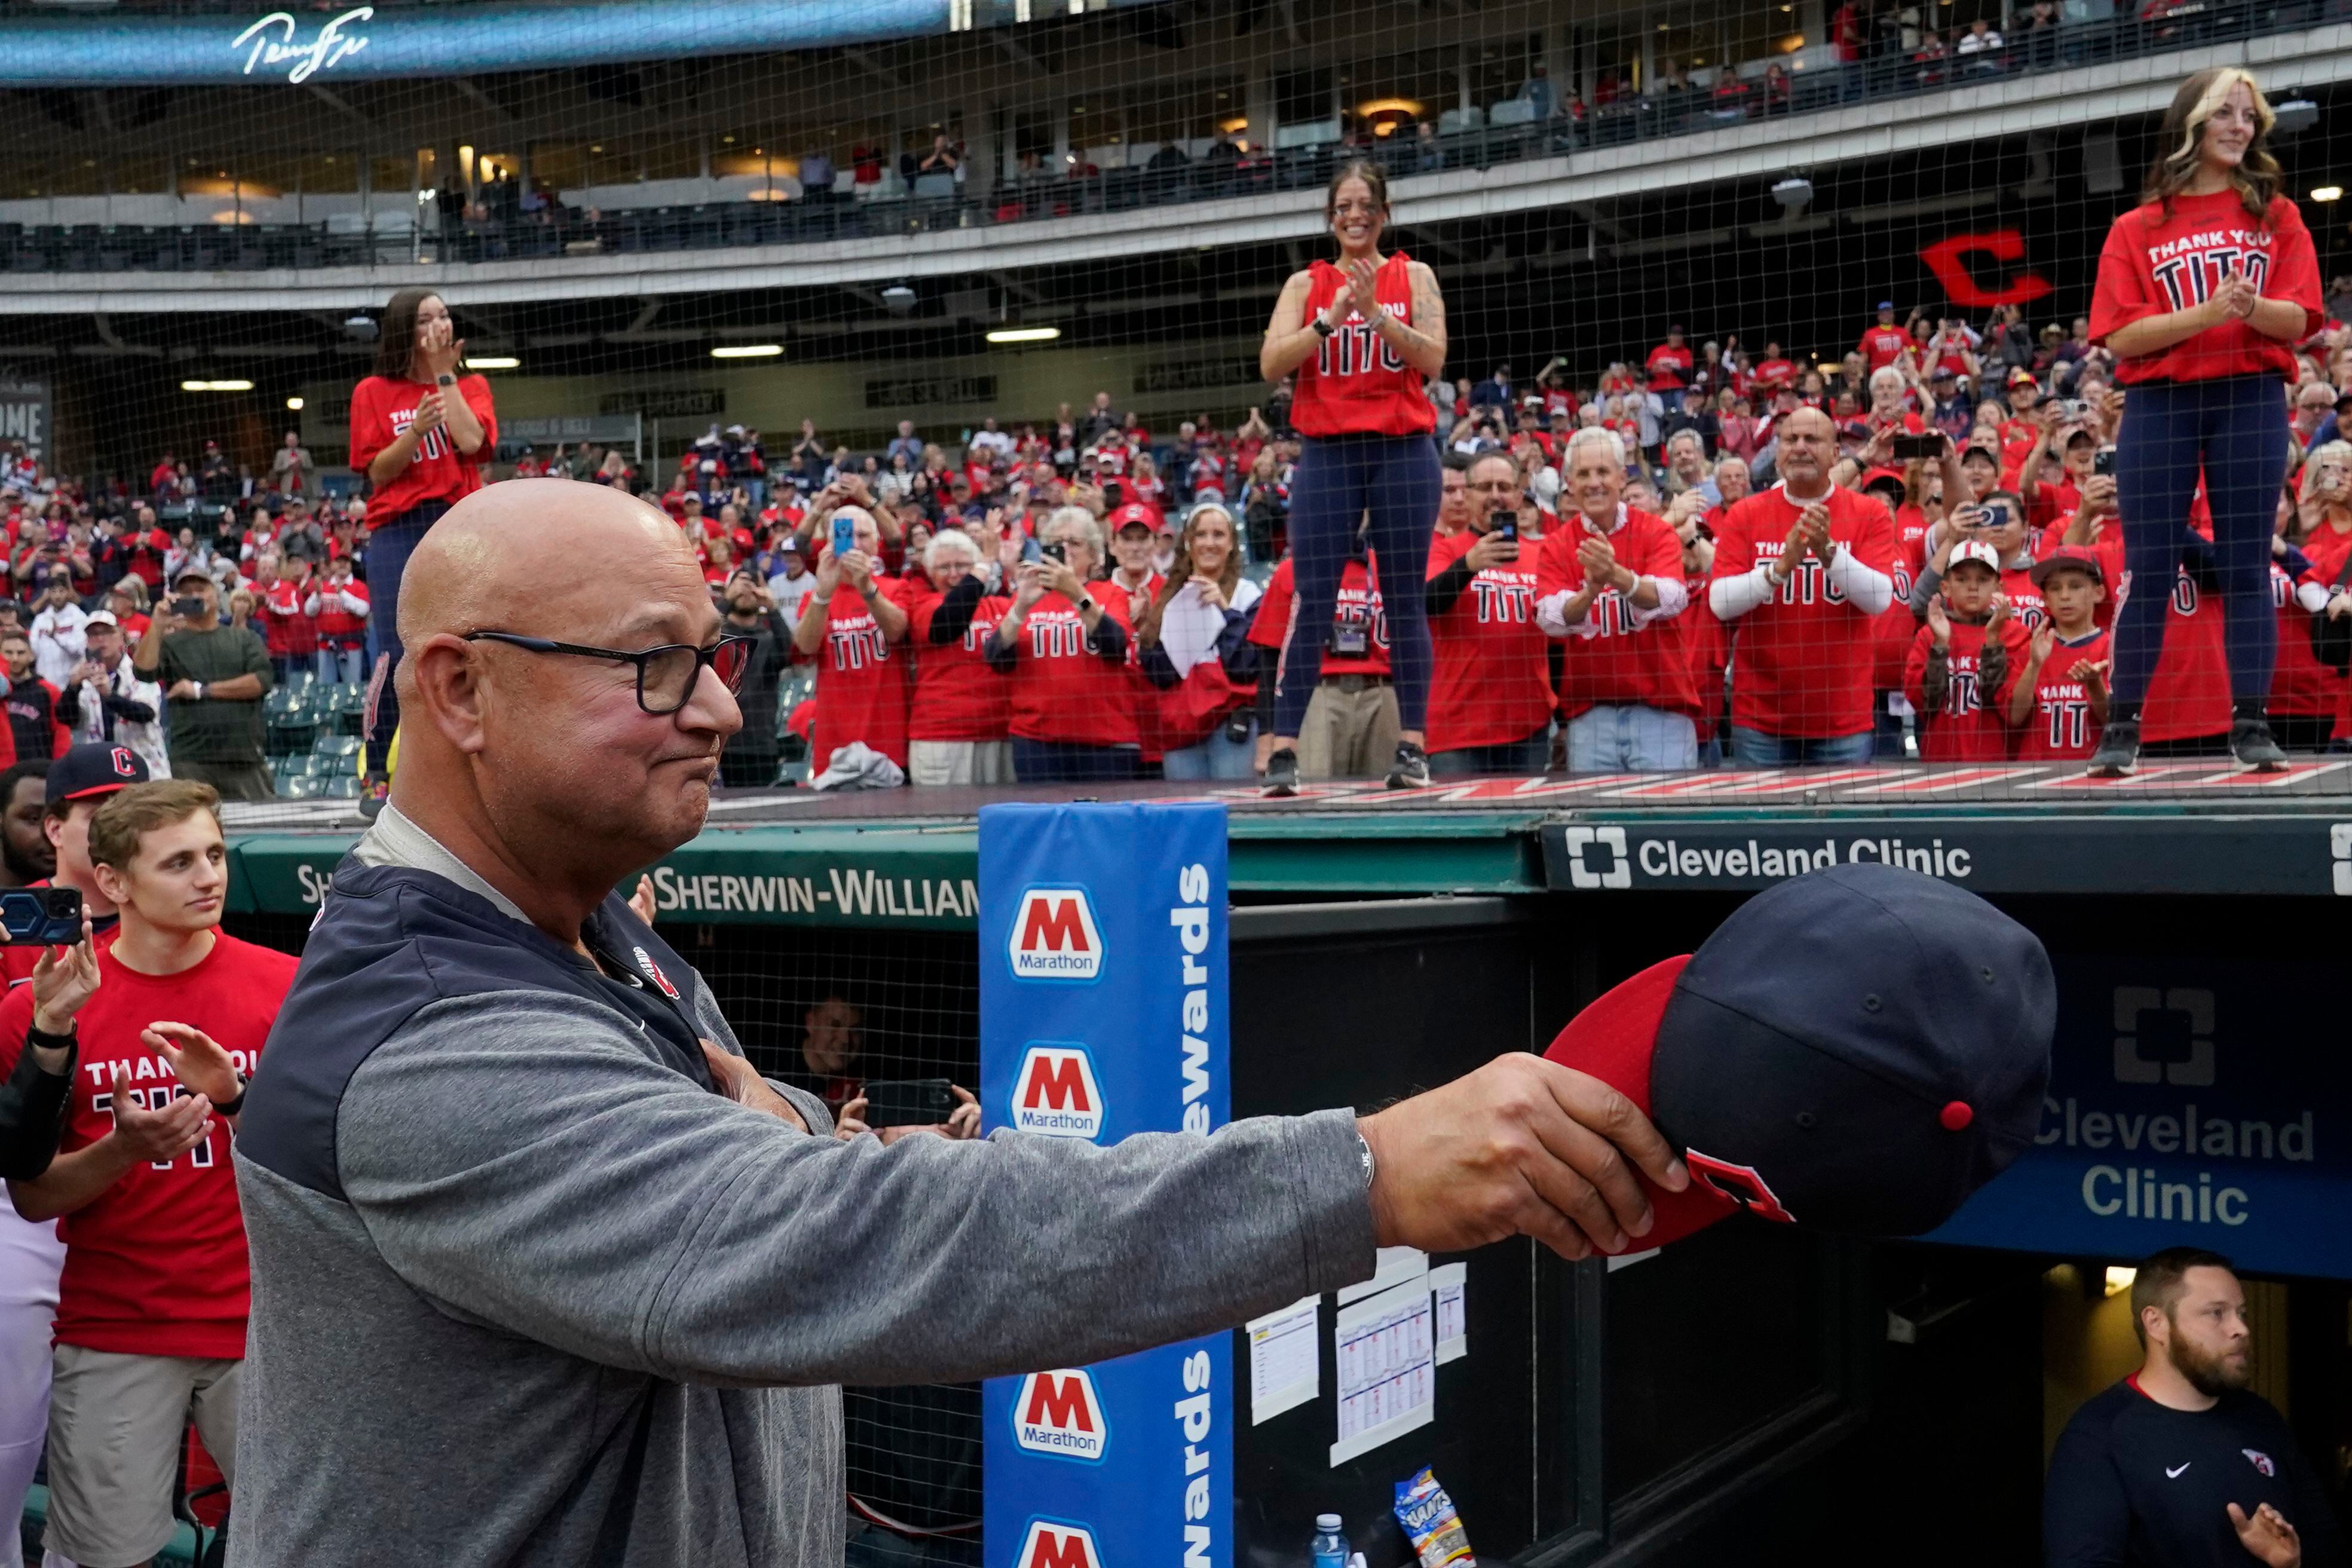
[1310,1514,1351,1568]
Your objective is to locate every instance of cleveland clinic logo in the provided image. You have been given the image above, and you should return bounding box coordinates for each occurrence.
[232,7,373,83]
[1560,826,1632,890]
[2112,987,2215,1088]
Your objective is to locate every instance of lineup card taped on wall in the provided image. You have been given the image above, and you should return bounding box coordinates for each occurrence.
[1245,1297,1319,1426]
[1430,1264,1466,1365]
[1331,1279,1436,1467]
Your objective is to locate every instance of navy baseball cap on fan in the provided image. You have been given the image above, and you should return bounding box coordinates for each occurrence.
[47,742,149,807]
[1544,863,2053,1252]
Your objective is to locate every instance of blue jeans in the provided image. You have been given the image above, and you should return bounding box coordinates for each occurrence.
[316,644,365,685]
[1276,433,1441,737]
[1429,726,1551,777]
[1566,706,1699,771]
[1162,715,1258,780]
[1729,725,1875,767]
[2111,374,2287,705]
[363,498,454,766]
[1011,738,1140,783]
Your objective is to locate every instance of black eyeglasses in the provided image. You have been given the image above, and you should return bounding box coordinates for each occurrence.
[463,631,753,714]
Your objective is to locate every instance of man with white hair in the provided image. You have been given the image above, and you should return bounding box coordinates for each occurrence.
[1536,428,1700,770]
[1661,430,1718,506]
[906,528,1014,786]
[1865,365,1926,439]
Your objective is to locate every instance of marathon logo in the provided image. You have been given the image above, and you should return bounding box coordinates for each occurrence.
[1012,1046,1104,1140]
[1017,1521,1102,1568]
[1009,887,1103,981]
[1010,1370,1108,1461]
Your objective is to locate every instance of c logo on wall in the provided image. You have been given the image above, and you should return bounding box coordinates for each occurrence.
[1009,887,1104,981]
[1016,1521,1104,1568]
[1012,1045,1105,1139]
[1011,1369,1109,1462]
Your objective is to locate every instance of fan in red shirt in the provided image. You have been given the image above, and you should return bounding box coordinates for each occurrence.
[905,530,1014,787]
[983,507,1138,782]
[1751,343,1801,396]
[307,555,371,686]
[1863,366,1926,437]
[2005,549,2114,760]
[1,780,296,1568]
[788,505,912,773]
[1423,456,1552,773]
[1996,370,2045,468]
[1904,541,2029,761]
[1535,430,1698,770]
[1708,408,1898,761]
[255,554,319,684]
[1857,302,1915,373]
[1246,545,1395,781]
[1644,326,1694,393]
[347,289,497,784]
[2083,67,2323,774]
[2264,549,2338,748]
[2290,451,2352,746]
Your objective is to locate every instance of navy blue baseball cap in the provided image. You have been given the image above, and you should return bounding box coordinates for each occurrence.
[46,742,149,807]
[1545,863,2053,1251]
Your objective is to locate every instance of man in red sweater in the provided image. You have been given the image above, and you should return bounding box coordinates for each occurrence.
[2,779,297,1568]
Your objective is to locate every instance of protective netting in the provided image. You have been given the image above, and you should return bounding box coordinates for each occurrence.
[1,0,2348,814]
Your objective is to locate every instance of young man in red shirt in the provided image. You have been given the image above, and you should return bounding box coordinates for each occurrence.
[1423,453,1553,774]
[1644,325,1693,393]
[790,505,912,773]
[2006,547,2112,760]
[1904,540,2028,761]
[2,779,297,1568]
[1536,429,1698,769]
[1857,302,1913,372]
[1709,408,1897,762]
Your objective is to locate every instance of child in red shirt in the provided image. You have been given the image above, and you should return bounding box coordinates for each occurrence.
[2007,548,2113,759]
[1904,541,2029,760]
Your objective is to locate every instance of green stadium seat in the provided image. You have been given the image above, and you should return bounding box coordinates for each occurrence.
[283,774,327,800]
[321,775,362,798]
[312,734,362,761]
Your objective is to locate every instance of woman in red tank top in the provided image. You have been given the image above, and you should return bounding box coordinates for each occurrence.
[1255,161,1450,794]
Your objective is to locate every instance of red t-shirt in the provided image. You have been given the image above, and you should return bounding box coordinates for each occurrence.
[1857,325,1912,372]
[2269,559,2339,718]
[2014,627,2112,760]
[260,580,318,658]
[2139,563,2233,744]
[2296,526,2352,733]
[347,373,499,522]
[1752,357,1800,393]
[1424,531,1551,751]
[1644,343,1693,391]
[1874,510,1932,693]
[1003,583,1137,747]
[808,578,913,768]
[908,590,1012,743]
[1536,509,1699,719]
[1247,556,1391,679]
[2090,192,2322,384]
[311,577,369,642]
[1710,485,1897,738]
[1287,255,1437,439]
[2023,473,2081,539]
[125,528,170,590]
[2000,563,2047,633]
[1903,617,2028,761]
[0,932,297,1359]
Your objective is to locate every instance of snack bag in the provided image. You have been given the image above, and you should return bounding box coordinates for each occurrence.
[1392,1468,1475,1568]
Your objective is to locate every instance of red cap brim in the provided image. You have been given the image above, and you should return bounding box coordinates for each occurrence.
[1541,954,1739,1254]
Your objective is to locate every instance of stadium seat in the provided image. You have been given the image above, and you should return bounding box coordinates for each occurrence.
[321,776,362,799]
[282,774,327,800]
[312,734,363,766]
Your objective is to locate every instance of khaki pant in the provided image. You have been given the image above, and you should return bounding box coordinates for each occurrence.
[907,740,1014,788]
[45,1344,240,1568]
[1297,679,1399,780]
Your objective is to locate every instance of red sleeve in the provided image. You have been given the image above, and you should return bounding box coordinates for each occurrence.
[1856,330,1878,360]
[0,980,34,1078]
[1711,500,1758,578]
[1845,496,1897,574]
[1425,529,1473,583]
[2265,197,2325,338]
[458,375,498,452]
[1638,516,1684,583]
[1903,624,1935,709]
[908,593,941,642]
[1991,618,2034,709]
[347,377,391,475]
[1534,526,1578,601]
[1247,566,1293,648]
[2088,212,2153,345]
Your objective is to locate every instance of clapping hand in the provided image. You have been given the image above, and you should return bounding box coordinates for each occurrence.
[1925,592,1953,648]
[1797,503,1833,562]
[140,1021,241,1110]
[2210,265,2259,324]
[105,1061,213,1165]
[1984,593,2011,633]
[2071,657,2110,695]
[2226,1502,2301,1568]
[30,921,99,1034]
[2027,621,2055,669]
[1342,256,1383,323]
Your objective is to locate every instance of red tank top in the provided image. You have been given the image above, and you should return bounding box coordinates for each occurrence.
[1288,252,1437,439]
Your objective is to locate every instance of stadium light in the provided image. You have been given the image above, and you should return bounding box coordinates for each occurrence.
[286,396,305,411]
[1772,176,1813,209]
[2312,185,2344,203]
[711,344,783,359]
[882,283,918,314]
[464,356,520,370]
[986,326,1061,344]
[180,379,253,393]
[2270,99,2319,137]
[2102,1266,2135,1297]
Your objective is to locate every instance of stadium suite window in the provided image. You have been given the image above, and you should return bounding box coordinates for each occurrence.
[1274,66,1334,126]
[1348,49,1458,136]
[1468,36,1532,111]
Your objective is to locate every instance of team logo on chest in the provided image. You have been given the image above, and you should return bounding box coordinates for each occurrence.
[2243,1449,2275,1477]
[632,945,680,999]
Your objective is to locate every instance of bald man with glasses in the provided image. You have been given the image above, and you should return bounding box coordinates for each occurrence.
[229,479,1689,1568]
